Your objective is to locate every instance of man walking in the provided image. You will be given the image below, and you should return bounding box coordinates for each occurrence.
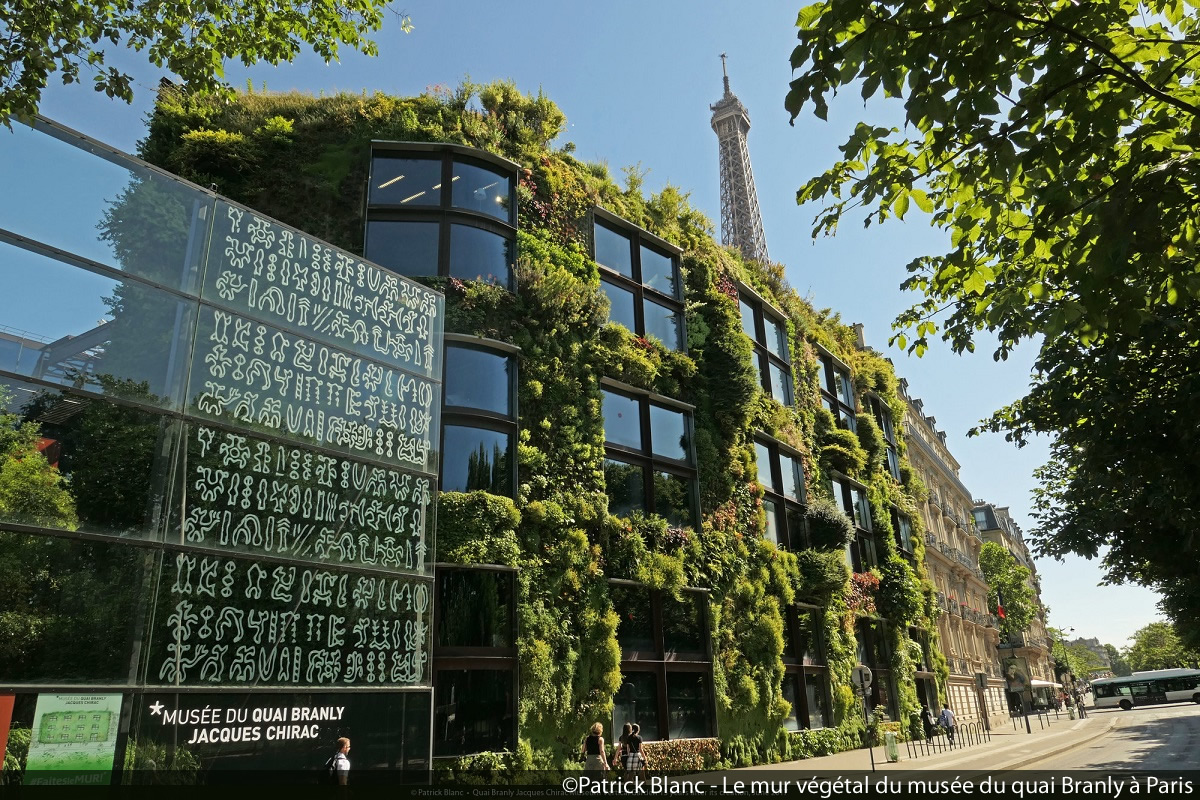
[937,704,957,745]
[329,737,351,785]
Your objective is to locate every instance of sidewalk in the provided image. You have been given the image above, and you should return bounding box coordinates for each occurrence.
[738,708,1119,773]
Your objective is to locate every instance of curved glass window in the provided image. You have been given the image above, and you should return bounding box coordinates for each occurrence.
[441,424,511,494]
[365,220,440,278]
[641,245,678,298]
[600,278,638,332]
[594,224,634,278]
[643,296,682,351]
[445,346,512,416]
[602,390,643,451]
[449,224,512,288]
[649,403,688,462]
[369,155,443,206]
[452,161,512,223]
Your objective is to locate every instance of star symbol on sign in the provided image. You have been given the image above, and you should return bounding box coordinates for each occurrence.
[149,702,164,716]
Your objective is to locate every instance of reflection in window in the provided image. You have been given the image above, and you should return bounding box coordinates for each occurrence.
[445,346,512,416]
[648,404,688,462]
[783,676,802,732]
[452,161,512,222]
[449,224,513,288]
[365,220,440,278]
[763,499,781,546]
[662,593,705,654]
[769,363,794,406]
[602,390,643,451]
[739,299,757,341]
[604,459,645,517]
[600,279,638,332]
[0,532,151,684]
[441,425,511,495]
[640,246,678,297]
[764,316,788,360]
[806,673,829,729]
[642,297,682,351]
[653,471,693,528]
[610,584,654,652]
[614,672,660,741]
[434,670,514,756]
[666,672,713,739]
[369,156,443,206]
[594,224,633,278]
[0,242,192,410]
[437,570,514,648]
[755,442,775,491]
[740,292,793,406]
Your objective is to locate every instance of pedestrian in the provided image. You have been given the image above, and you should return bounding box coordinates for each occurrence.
[938,704,957,745]
[611,723,632,769]
[580,722,609,775]
[325,737,351,786]
[920,704,936,740]
[623,723,645,774]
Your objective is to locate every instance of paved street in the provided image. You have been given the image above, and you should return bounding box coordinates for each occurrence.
[1023,704,1200,770]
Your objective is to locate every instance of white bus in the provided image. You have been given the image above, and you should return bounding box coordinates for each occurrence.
[1091,668,1200,710]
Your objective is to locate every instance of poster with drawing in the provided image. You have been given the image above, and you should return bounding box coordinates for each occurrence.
[23,694,123,784]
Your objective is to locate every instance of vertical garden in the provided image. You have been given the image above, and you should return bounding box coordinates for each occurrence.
[137,80,945,770]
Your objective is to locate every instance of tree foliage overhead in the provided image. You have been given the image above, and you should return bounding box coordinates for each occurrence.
[787,0,1200,643]
[0,0,412,122]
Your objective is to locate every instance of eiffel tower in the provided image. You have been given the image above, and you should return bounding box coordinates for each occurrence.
[711,54,769,264]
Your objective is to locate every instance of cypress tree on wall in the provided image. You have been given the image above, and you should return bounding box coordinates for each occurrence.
[137,82,942,769]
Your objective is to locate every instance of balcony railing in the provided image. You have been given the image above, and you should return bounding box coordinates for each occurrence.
[925,532,938,547]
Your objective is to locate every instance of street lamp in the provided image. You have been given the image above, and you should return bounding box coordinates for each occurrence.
[1054,626,1078,712]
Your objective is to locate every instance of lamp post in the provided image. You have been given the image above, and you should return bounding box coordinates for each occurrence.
[1055,626,1077,711]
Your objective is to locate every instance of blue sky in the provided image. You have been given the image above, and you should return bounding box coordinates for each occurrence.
[23,0,1163,647]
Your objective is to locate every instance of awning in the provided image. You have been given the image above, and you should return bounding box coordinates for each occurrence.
[1030,679,1062,688]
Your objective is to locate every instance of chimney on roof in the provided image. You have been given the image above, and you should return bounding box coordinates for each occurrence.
[852,323,866,350]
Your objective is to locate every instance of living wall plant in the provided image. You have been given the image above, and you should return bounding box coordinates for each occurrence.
[141,80,938,769]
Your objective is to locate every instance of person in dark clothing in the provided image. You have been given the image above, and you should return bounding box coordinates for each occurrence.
[581,722,609,774]
[623,723,645,773]
[920,704,937,740]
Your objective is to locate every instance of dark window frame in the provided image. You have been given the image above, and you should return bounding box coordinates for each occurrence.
[868,394,902,481]
[366,143,519,291]
[440,335,519,499]
[816,348,857,432]
[754,435,807,550]
[830,473,877,572]
[739,286,794,407]
[591,208,686,352]
[781,604,831,730]
[891,508,916,558]
[601,381,699,529]
[610,580,716,741]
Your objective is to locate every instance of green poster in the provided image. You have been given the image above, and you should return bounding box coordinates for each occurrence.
[24,694,123,783]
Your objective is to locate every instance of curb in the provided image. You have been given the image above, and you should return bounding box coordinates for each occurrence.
[986,716,1120,771]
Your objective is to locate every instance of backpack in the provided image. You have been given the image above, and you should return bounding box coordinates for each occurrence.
[323,754,339,785]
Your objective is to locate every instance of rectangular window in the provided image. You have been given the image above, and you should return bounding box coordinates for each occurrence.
[740,291,793,407]
[593,213,684,351]
[434,669,515,756]
[666,672,713,739]
[614,672,661,741]
[603,388,697,528]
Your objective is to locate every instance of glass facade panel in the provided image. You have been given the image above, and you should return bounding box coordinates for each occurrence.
[602,390,643,451]
[763,498,781,545]
[614,672,660,742]
[786,506,806,549]
[765,316,788,360]
[640,245,677,297]
[769,362,793,406]
[662,593,705,654]
[649,403,688,462]
[851,487,872,531]
[0,377,175,539]
[653,471,693,528]
[897,515,914,552]
[755,442,775,492]
[782,674,802,732]
[442,424,511,495]
[452,161,512,222]
[449,224,512,288]
[0,533,156,685]
[610,584,655,652]
[365,219,440,278]
[604,459,646,518]
[837,371,855,407]
[445,346,511,416]
[437,569,514,648]
[594,223,634,278]
[739,299,756,341]
[796,610,821,665]
[886,447,902,480]
[806,673,829,729]
[666,672,713,739]
[0,241,193,409]
[0,122,207,292]
[642,297,682,351]
[781,453,804,502]
[434,669,514,756]
[600,278,638,332]
[369,155,442,206]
